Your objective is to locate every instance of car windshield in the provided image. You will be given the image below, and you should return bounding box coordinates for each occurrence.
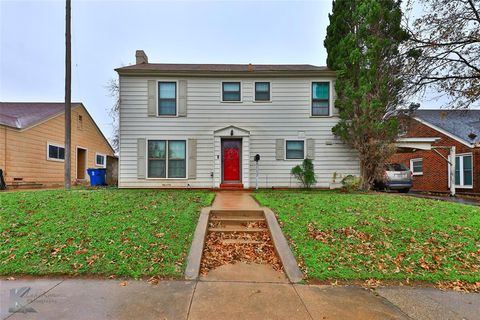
[385,163,409,171]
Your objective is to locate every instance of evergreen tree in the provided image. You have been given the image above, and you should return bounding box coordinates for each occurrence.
[325,0,408,190]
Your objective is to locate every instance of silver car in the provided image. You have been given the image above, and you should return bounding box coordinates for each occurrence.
[374,163,412,193]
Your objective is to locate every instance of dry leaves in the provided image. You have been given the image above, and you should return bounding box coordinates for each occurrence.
[200,222,283,275]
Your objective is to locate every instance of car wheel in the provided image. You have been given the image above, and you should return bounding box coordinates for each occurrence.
[399,188,410,193]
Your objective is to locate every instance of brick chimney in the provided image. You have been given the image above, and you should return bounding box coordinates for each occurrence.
[135,50,148,64]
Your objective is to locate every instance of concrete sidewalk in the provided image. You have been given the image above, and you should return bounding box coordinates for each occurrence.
[1,277,479,320]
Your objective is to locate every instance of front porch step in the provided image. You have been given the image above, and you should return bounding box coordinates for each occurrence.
[208,227,268,233]
[219,183,244,189]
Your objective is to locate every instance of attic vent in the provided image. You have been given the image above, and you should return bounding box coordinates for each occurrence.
[468,132,477,140]
[248,63,253,71]
[440,111,447,119]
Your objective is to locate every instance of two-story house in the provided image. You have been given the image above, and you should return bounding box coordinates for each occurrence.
[115,50,359,189]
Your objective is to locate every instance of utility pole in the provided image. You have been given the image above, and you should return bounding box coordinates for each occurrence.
[64,0,71,190]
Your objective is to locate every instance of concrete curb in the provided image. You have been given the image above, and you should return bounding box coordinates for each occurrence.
[263,207,304,283]
[185,207,211,280]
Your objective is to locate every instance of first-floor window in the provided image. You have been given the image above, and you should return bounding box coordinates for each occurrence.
[47,143,65,161]
[410,158,423,175]
[148,140,186,178]
[454,154,473,187]
[286,140,305,159]
[96,153,106,167]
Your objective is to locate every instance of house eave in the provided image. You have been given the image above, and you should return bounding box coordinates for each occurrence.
[115,69,336,78]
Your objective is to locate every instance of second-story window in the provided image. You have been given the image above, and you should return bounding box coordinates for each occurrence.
[312,82,330,116]
[158,82,177,115]
[255,82,270,101]
[222,82,241,102]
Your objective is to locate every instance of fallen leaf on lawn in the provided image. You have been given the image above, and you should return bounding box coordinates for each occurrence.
[147,276,159,285]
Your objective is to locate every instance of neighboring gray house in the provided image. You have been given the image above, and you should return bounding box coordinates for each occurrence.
[115,50,359,189]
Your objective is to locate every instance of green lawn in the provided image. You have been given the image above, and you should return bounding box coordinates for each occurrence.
[0,189,214,278]
[254,190,480,283]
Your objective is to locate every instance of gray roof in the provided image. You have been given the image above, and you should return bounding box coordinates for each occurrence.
[415,109,480,145]
[0,102,82,129]
[115,63,331,75]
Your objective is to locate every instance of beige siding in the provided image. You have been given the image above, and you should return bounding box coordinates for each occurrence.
[0,126,5,175]
[2,106,114,186]
[119,77,360,188]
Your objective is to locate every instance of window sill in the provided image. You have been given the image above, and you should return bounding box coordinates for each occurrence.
[310,115,333,118]
[253,100,272,103]
[455,185,473,189]
[221,101,243,103]
[47,158,65,162]
[155,115,179,118]
[412,173,423,176]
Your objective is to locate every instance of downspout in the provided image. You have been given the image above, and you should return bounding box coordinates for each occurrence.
[449,146,456,197]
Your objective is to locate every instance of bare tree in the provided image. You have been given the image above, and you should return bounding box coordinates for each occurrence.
[404,0,480,108]
[106,78,120,153]
[64,0,71,190]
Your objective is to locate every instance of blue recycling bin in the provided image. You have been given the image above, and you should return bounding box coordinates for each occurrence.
[87,168,107,186]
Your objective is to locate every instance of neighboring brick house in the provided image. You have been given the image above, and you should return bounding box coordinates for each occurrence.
[391,110,480,195]
[0,102,115,188]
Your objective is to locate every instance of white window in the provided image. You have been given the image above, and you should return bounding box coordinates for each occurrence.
[47,143,65,161]
[454,153,473,188]
[158,82,177,116]
[410,158,423,175]
[95,153,106,167]
[222,82,241,102]
[254,82,270,101]
[311,82,330,116]
[285,140,305,160]
[147,140,186,178]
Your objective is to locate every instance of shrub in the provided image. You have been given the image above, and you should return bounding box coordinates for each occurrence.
[341,175,361,192]
[291,159,317,189]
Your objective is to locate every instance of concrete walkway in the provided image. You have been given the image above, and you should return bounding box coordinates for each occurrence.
[2,278,479,320]
[211,190,261,210]
[405,192,480,206]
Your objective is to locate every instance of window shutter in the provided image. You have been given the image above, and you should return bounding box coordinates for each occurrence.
[306,138,315,159]
[137,138,146,179]
[178,80,187,117]
[276,139,284,160]
[188,138,197,179]
[147,80,156,117]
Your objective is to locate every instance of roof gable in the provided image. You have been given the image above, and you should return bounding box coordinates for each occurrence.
[0,102,115,154]
[414,109,480,147]
[0,102,82,129]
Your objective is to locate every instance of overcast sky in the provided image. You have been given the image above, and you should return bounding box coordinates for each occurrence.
[0,0,440,142]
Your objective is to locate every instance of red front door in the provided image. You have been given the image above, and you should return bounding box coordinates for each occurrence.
[222,140,241,182]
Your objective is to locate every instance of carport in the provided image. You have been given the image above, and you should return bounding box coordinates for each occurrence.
[395,137,457,196]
